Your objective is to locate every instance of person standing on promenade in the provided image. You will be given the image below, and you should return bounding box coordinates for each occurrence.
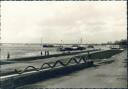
[41,51,42,56]
[7,52,10,60]
[47,50,49,56]
[45,51,46,56]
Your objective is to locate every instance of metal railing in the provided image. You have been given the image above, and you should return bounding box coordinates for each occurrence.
[14,55,92,74]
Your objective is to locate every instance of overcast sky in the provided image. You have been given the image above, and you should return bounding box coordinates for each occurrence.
[1,1,127,44]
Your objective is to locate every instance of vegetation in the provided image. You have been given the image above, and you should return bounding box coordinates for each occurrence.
[101,39,127,45]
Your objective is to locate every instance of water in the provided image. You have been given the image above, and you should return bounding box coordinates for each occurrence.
[0,43,61,60]
[0,43,110,60]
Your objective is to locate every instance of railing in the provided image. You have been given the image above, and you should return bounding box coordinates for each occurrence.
[15,55,92,74]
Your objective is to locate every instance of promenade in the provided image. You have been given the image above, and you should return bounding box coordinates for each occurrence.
[0,49,126,89]
[17,50,127,88]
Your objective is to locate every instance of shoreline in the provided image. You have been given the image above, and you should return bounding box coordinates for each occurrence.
[1,49,99,62]
[0,49,123,77]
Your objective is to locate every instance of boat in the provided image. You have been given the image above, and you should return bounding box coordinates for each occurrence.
[43,44,54,48]
[109,45,120,49]
[87,45,94,48]
[58,45,86,51]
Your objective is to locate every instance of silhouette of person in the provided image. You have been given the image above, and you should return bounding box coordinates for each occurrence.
[45,51,47,56]
[47,51,49,56]
[7,52,10,59]
[41,51,42,56]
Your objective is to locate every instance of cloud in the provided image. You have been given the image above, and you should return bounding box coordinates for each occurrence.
[1,1,127,43]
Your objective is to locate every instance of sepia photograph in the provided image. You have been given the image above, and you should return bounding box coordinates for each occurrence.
[0,1,127,89]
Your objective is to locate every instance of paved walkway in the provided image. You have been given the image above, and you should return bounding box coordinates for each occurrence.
[17,50,127,88]
[1,51,90,76]
[1,49,101,76]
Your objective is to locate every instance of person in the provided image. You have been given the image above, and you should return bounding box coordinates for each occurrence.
[45,51,46,56]
[7,52,10,59]
[41,51,42,56]
[47,51,49,56]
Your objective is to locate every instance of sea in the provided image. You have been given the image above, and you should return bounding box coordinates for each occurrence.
[0,43,62,60]
[0,43,110,60]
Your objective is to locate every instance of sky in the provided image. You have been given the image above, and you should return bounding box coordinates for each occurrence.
[1,1,127,44]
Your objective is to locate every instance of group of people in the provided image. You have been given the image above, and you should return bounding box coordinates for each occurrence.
[41,50,50,56]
